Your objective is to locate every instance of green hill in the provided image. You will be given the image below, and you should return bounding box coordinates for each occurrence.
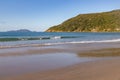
[46,9,120,32]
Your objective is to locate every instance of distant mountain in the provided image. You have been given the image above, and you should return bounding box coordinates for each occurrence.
[7,29,32,32]
[46,9,120,32]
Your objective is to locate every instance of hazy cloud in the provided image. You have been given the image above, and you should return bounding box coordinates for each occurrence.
[0,21,7,25]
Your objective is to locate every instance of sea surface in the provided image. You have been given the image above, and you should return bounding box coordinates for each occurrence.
[0,32,120,48]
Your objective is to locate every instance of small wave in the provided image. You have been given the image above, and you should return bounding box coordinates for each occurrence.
[0,36,80,42]
[50,36,61,40]
[69,39,120,44]
[0,39,120,49]
[0,37,50,42]
[43,39,120,45]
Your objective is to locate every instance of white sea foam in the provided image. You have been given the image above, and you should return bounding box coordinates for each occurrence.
[0,38,120,49]
[69,39,120,44]
[50,36,61,40]
[41,38,120,46]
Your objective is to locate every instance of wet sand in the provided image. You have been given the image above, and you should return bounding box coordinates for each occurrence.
[0,42,120,80]
[1,58,120,80]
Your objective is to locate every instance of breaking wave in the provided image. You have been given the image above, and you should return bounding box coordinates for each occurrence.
[0,38,120,49]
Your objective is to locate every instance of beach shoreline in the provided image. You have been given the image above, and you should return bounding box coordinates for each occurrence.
[0,42,120,80]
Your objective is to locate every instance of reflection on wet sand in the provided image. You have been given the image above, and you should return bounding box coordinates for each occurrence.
[0,52,96,77]
[0,42,120,80]
[78,48,120,57]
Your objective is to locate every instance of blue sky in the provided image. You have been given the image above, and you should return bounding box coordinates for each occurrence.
[0,0,120,31]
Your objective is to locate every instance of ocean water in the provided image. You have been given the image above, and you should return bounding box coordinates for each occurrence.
[0,32,120,48]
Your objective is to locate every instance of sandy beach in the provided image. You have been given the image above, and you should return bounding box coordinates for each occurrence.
[0,0,120,79]
[0,42,120,80]
[1,58,120,80]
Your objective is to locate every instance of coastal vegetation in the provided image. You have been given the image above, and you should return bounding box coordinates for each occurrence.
[46,9,120,32]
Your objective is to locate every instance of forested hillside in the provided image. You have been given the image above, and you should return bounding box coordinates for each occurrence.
[46,10,120,32]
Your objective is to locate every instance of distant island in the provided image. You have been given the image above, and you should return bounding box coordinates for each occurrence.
[7,29,33,32]
[46,9,120,32]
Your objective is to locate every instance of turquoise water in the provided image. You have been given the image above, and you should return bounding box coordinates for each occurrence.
[0,32,120,48]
